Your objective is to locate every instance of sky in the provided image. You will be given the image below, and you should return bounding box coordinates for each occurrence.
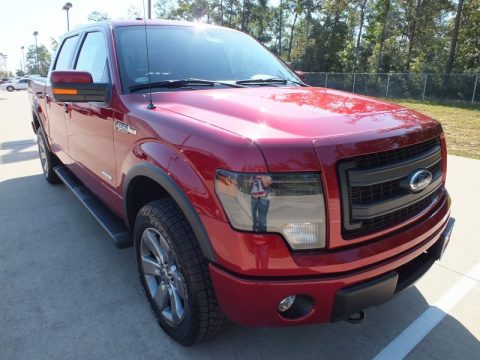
[0,0,147,75]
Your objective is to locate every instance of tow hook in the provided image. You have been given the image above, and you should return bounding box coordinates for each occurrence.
[345,310,366,324]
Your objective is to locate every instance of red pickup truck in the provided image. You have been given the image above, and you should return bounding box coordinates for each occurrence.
[29,20,454,345]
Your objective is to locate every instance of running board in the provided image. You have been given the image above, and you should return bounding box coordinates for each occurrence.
[54,165,132,249]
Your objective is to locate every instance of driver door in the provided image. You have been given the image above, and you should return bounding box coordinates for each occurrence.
[67,30,117,200]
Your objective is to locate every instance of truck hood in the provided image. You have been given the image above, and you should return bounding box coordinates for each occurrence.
[152,86,438,141]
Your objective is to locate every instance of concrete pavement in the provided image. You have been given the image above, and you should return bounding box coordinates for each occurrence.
[0,91,479,359]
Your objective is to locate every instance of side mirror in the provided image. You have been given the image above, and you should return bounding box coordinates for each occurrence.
[295,70,306,82]
[51,70,108,102]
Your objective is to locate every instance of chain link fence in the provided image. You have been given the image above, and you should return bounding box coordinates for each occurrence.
[304,73,479,103]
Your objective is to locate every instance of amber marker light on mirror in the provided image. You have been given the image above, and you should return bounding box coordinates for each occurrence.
[52,88,78,95]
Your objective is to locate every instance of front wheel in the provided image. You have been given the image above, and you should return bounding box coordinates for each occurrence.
[6,86,14,92]
[134,199,226,345]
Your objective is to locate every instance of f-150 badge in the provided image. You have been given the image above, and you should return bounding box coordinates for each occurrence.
[114,121,137,135]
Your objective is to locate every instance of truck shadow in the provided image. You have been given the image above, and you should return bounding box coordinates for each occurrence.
[0,174,478,360]
[0,139,38,164]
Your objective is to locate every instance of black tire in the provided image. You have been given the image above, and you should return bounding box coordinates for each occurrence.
[134,198,227,346]
[6,86,14,92]
[37,127,61,184]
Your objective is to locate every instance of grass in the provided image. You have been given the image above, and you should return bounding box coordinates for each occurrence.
[389,99,480,160]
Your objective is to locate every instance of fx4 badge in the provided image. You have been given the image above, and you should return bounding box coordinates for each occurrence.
[114,121,137,135]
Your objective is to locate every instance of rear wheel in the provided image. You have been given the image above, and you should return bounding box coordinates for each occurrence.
[134,199,226,345]
[37,127,60,184]
[6,86,13,92]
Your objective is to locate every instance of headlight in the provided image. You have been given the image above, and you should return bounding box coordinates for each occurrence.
[215,170,326,250]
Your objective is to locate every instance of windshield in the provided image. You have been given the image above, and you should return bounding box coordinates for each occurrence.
[114,25,300,93]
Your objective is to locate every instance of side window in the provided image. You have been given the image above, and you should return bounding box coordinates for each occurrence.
[75,32,109,83]
[55,36,78,70]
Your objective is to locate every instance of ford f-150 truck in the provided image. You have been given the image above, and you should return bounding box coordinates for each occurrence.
[28,20,454,345]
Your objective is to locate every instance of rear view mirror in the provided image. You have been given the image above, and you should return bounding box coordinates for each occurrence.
[295,70,306,82]
[51,70,109,102]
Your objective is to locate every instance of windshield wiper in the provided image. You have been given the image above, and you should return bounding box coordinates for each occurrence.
[235,78,307,87]
[287,79,308,87]
[236,78,288,85]
[129,78,245,92]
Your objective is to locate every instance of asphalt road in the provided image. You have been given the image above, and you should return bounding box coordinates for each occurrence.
[1,91,479,360]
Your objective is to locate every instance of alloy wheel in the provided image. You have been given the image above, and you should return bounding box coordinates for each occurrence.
[140,227,187,325]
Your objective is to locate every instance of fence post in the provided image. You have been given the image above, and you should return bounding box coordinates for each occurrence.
[385,73,391,98]
[422,74,428,100]
[352,73,356,93]
[472,74,478,104]
[325,73,328,88]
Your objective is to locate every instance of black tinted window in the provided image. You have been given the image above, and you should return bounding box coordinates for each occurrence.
[55,36,78,70]
[75,32,109,83]
[114,25,298,93]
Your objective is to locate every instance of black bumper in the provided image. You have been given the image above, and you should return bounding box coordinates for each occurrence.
[331,218,455,321]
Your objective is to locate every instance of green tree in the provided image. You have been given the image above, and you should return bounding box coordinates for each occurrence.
[300,0,351,71]
[286,0,304,62]
[399,0,452,72]
[126,4,142,19]
[167,0,211,21]
[26,44,51,76]
[249,0,274,43]
[452,0,479,73]
[445,0,464,73]
[129,0,479,74]
[51,37,59,53]
[87,10,111,21]
[155,0,175,18]
[372,0,393,72]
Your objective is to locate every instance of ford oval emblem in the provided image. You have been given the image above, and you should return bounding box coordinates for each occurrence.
[409,169,432,192]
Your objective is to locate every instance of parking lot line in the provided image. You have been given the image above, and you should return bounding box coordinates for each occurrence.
[373,262,480,360]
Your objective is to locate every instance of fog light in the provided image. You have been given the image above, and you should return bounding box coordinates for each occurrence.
[278,295,296,313]
[281,223,325,249]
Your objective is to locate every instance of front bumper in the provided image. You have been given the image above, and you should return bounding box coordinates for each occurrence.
[209,215,454,326]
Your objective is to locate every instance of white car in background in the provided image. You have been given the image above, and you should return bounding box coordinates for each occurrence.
[0,78,29,92]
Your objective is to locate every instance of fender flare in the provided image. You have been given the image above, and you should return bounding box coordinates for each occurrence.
[123,162,217,262]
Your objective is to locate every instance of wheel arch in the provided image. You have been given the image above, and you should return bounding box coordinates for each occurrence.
[31,95,47,135]
[124,163,217,262]
[31,110,41,133]
[32,109,55,156]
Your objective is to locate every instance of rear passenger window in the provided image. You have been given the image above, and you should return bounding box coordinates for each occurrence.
[75,32,109,83]
[55,36,78,70]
